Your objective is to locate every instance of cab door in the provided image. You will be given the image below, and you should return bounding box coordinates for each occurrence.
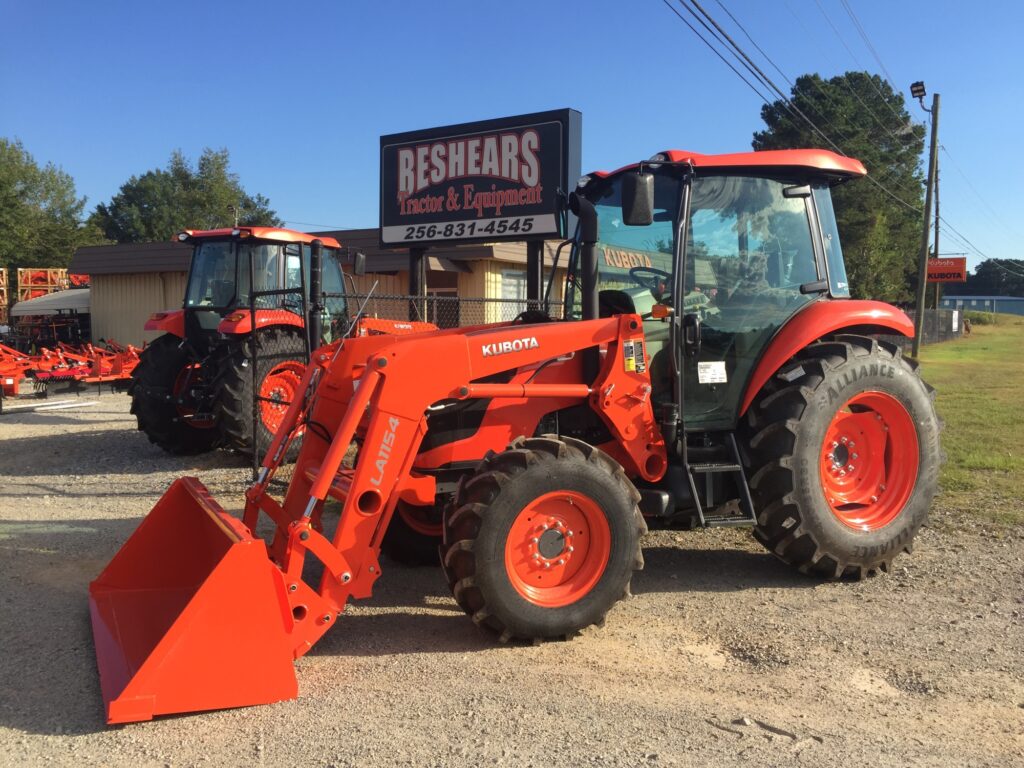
[680,176,822,430]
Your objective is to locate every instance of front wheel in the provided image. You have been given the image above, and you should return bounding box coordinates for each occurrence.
[745,335,941,579]
[380,501,444,566]
[212,327,308,456]
[441,436,645,642]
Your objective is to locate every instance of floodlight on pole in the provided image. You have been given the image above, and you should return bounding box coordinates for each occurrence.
[910,82,940,358]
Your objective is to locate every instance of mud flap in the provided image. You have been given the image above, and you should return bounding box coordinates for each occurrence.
[89,477,297,724]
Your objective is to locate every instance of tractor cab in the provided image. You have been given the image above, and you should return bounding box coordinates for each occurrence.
[179,227,351,348]
[566,149,864,431]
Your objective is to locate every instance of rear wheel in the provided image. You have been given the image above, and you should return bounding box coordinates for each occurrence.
[129,334,221,455]
[213,327,308,456]
[441,436,645,641]
[745,335,940,579]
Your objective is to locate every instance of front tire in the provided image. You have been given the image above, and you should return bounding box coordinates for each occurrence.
[745,335,940,579]
[129,334,222,455]
[213,327,308,456]
[441,436,645,642]
[380,501,444,566]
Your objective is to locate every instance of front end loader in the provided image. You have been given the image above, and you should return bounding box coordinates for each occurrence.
[90,148,940,723]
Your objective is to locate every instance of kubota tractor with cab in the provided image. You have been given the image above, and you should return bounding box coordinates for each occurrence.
[90,148,940,723]
[130,227,368,456]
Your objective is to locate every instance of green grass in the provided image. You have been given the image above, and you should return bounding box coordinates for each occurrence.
[919,313,1024,525]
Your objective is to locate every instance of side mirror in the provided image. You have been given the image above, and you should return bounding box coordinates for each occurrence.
[621,171,654,226]
[352,251,367,276]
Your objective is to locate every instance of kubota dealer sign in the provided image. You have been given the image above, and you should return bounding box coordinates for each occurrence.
[927,257,968,283]
[380,109,581,247]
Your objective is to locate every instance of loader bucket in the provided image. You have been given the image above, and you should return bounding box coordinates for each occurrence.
[89,477,298,724]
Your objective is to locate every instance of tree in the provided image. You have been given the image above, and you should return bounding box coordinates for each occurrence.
[91,148,282,243]
[0,138,105,270]
[752,72,926,302]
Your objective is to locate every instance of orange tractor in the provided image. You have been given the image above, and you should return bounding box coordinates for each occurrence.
[90,149,940,723]
[130,226,430,456]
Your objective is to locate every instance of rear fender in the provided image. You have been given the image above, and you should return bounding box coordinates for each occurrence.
[739,300,914,415]
[218,309,304,336]
[145,310,184,337]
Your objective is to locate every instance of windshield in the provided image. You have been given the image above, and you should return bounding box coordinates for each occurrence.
[185,241,238,308]
[565,170,682,320]
[813,184,850,297]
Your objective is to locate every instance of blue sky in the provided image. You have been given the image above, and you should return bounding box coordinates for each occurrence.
[2,0,1021,269]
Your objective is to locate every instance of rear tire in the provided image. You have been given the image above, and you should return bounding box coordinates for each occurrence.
[129,334,222,455]
[213,327,308,457]
[441,436,645,642]
[745,335,940,579]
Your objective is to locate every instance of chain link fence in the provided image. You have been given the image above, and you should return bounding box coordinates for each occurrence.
[876,309,964,353]
[339,294,563,329]
[340,295,966,353]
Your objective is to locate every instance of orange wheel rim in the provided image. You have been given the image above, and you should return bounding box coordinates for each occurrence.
[504,491,611,608]
[820,390,919,531]
[259,361,304,433]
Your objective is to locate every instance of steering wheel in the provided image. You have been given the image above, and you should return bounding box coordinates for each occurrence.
[628,266,673,303]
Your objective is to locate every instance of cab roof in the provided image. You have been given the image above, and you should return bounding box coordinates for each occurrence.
[589,148,867,181]
[178,227,342,250]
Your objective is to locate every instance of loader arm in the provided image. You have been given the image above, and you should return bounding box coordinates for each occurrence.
[247,313,667,658]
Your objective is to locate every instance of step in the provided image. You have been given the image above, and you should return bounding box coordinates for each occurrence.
[701,516,756,527]
[688,462,743,473]
[301,464,355,501]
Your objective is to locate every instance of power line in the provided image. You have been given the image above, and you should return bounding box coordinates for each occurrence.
[659,0,774,104]
[939,144,1017,238]
[838,0,900,101]
[678,0,925,203]
[679,0,849,157]
[282,219,355,230]
[810,0,909,128]
[712,0,861,150]
[714,0,924,200]
[659,0,1006,273]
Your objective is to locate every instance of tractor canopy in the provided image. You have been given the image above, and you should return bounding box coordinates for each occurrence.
[178,227,350,339]
[569,148,868,430]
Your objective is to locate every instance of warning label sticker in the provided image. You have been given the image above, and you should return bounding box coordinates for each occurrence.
[697,361,727,384]
[622,337,647,374]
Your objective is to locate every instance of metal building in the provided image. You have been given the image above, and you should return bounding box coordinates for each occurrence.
[69,241,191,346]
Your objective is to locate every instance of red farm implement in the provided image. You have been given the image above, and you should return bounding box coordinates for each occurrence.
[0,340,140,399]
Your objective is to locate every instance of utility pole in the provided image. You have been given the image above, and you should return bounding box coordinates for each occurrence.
[911,84,940,358]
[933,158,940,318]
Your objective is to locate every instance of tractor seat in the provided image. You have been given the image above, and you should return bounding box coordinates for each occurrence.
[598,290,637,318]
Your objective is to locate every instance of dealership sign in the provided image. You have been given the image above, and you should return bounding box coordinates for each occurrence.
[380,109,581,247]
[927,257,968,282]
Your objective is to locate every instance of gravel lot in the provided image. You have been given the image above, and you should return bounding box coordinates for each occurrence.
[1,392,1022,767]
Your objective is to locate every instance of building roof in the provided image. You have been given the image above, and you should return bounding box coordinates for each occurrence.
[11,288,90,316]
[71,241,192,275]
